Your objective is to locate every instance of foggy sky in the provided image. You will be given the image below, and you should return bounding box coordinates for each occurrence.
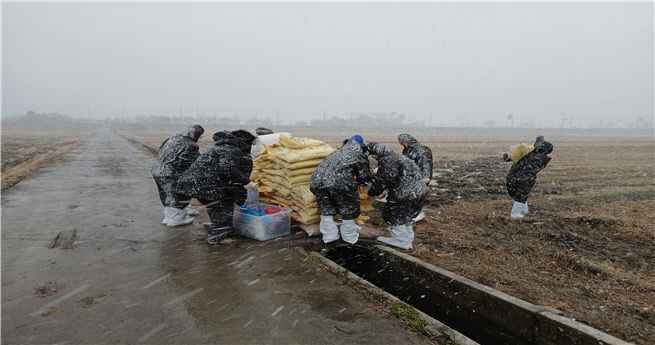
[2,2,653,127]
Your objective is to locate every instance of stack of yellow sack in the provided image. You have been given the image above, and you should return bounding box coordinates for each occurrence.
[251,135,334,224]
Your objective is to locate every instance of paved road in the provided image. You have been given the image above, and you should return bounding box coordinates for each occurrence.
[1,129,429,345]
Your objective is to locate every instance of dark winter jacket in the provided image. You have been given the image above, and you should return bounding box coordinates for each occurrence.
[176,131,252,203]
[310,140,373,194]
[367,143,429,202]
[151,125,204,178]
[506,136,553,203]
[398,133,433,181]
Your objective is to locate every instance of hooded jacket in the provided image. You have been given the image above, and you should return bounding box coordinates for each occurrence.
[310,140,373,194]
[176,131,252,202]
[398,133,433,180]
[151,125,203,178]
[506,136,553,203]
[367,143,428,202]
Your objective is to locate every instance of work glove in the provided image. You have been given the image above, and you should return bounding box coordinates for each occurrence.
[243,182,257,190]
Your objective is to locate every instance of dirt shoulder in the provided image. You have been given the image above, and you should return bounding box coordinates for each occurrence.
[1,131,93,190]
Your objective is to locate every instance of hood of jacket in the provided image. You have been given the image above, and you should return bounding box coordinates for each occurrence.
[398,133,418,146]
[342,139,364,154]
[534,136,553,154]
[182,125,204,142]
[367,142,392,160]
[212,131,241,147]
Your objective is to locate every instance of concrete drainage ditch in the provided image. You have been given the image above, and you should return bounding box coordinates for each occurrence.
[315,244,630,345]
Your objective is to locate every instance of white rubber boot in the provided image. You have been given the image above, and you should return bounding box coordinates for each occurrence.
[167,207,194,226]
[412,211,425,223]
[511,201,528,219]
[520,202,529,217]
[319,215,339,243]
[340,219,359,244]
[377,224,413,249]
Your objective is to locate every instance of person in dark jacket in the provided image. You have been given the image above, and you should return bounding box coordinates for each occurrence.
[398,133,433,184]
[310,136,372,244]
[177,130,257,244]
[151,124,204,226]
[398,133,432,222]
[367,143,428,249]
[504,136,553,218]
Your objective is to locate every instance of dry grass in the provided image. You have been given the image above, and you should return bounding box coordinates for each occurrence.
[1,131,92,189]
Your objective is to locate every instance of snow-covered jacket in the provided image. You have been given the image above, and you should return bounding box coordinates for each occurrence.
[151,125,203,178]
[506,136,553,203]
[176,131,252,202]
[398,133,433,180]
[367,143,428,202]
[310,140,372,194]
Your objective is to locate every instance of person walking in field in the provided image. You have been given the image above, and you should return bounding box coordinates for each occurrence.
[397,133,433,222]
[176,130,257,245]
[367,143,428,249]
[151,124,204,226]
[310,135,372,245]
[503,136,554,218]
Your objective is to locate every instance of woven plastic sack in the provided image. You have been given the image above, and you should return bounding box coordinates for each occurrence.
[278,134,325,149]
[507,143,535,163]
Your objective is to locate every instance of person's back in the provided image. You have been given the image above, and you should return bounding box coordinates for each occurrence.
[310,140,371,193]
[398,133,433,183]
[177,131,250,202]
[152,126,202,178]
[373,151,428,202]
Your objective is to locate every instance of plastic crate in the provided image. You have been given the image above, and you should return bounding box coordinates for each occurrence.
[233,204,291,241]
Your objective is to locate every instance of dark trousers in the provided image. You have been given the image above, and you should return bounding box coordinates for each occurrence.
[383,195,426,226]
[197,198,236,240]
[154,177,186,209]
[506,175,536,203]
[315,188,360,220]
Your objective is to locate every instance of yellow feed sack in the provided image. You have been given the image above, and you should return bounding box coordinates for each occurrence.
[291,185,317,205]
[278,135,325,149]
[276,159,324,170]
[266,175,309,191]
[268,144,334,164]
[288,174,311,185]
[508,144,535,163]
[261,178,292,196]
[286,166,317,177]
[292,211,320,224]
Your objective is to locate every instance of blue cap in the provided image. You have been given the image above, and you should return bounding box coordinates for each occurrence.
[349,135,364,145]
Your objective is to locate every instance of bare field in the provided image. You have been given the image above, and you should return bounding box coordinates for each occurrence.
[1,131,92,189]
[123,125,654,343]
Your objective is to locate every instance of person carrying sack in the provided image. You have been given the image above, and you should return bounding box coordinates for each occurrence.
[503,136,554,219]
